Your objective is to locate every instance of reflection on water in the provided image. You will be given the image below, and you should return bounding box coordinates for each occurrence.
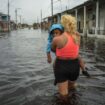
[0,29,105,105]
[81,36,105,63]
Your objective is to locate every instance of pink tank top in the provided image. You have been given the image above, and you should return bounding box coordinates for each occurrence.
[56,32,79,58]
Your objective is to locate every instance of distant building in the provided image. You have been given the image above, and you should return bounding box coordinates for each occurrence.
[0,12,10,32]
[10,21,16,30]
[43,0,105,38]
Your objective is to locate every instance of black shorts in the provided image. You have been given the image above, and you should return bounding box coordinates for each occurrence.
[54,58,80,85]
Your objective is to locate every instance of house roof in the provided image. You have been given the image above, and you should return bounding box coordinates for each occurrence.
[0,12,8,16]
[43,0,90,19]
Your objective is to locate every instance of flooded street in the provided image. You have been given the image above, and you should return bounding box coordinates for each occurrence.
[0,29,105,105]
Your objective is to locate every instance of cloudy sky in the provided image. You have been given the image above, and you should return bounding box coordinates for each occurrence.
[0,0,88,24]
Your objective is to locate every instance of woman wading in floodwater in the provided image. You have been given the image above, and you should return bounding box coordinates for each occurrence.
[52,14,81,105]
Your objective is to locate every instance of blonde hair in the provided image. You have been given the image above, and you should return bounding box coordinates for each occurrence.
[61,14,77,34]
[61,14,80,45]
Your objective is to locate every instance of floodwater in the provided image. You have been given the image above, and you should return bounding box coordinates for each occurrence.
[0,29,105,105]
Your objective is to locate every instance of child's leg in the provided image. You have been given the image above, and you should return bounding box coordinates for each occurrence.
[78,56,90,77]
[78,56,85,71]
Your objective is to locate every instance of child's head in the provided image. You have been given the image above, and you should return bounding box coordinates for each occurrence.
[52,29,62,37]
[49,24,64,37]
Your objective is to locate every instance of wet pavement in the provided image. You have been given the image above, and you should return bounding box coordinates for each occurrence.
[0,29,105,105]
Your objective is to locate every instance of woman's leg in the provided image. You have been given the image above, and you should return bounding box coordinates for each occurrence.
[68,81,77,91]
[58,81,68,95]
[53,58,57,85]
[57,81,70,104]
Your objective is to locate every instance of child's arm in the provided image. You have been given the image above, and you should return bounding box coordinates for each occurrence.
[46,34,53,63]
[46,33,53,52]
[47,52,52,63]
[78,56,85,71]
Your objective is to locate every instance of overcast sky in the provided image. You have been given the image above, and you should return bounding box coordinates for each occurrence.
[0,0,88,24]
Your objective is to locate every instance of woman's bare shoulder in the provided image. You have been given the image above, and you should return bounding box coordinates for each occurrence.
[53,36,61,44]
[53,33,66,43]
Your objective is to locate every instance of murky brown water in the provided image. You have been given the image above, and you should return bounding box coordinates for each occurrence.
[0,29,105,105]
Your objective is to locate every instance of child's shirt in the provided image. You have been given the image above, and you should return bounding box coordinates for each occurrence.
[46,33,53,53]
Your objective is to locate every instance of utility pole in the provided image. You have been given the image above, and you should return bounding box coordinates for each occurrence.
[51,0,62,25]
[15,8,21,30]
[40,9,42,29]
[8,0,10,32]
[19,15,21,24]
[58,0,62,12]
[66,6,67,11]
[19,15,21,29]
[15,9,17,29]
[68,0,70,9]
[37,16,39,28]
[51,0,53,25]
[37,16,39,23]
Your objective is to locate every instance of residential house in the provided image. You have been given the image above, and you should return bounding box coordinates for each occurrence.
[43,0,105,38]
[0,12,10,32]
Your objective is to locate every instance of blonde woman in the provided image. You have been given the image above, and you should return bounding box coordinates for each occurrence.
[52,14,81,104]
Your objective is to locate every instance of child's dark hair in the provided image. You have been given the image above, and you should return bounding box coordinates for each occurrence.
[51,28,64,34]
